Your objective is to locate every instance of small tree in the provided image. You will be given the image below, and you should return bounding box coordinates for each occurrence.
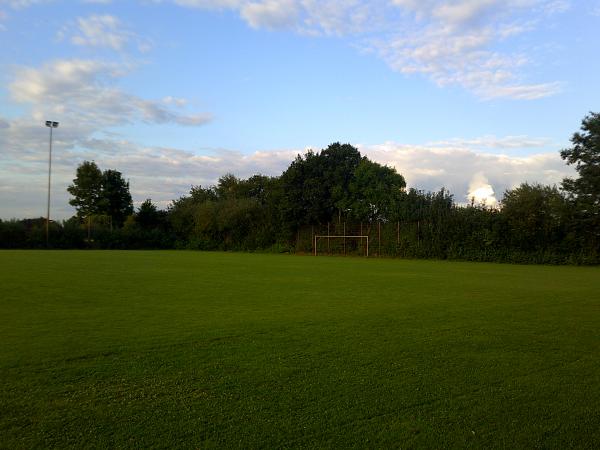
[67,161,103,223]
[136,199,160,229]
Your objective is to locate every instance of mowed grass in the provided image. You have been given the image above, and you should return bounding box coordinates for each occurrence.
[0,251,599,449]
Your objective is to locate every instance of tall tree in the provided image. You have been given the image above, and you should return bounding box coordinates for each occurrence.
[100,169,133,227]
[279,143,363,227]
[67,161,103,220]
[560,112,600,247]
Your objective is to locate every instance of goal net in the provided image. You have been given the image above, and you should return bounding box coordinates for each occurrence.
[313,235,369,257]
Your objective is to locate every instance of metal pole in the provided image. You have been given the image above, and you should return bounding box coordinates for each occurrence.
[46,126,53,246]
[343,222,346,256]
[360,222,363,254]
[378,221,381,256]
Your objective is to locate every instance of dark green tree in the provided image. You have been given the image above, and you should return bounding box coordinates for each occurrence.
[100,169,133,227]
[136,199,161,230]
[279,151,325,227]
[168,186,217,239]
[501,183,569,251]
[343,159,406,222]
[279,143,363,227]
[560,112,600,247]
[67,161,103,220]
[216,174,241,200]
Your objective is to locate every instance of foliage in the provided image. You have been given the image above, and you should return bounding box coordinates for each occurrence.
[100,169,134,227]
[561,112,600,252]
[501,183,569,251]
[561,112,600,205]
[279,143,363,227]
[343,158,406,222]
[67,161,134,228]
[136,199,161,229]
[67,161,103,219]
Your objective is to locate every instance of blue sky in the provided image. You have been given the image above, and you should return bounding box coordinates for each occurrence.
[1,0,599,219]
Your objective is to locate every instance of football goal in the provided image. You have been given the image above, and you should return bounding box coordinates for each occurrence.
[313,235,369,257]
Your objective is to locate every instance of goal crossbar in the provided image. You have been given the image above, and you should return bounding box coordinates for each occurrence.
[313,235,369,257]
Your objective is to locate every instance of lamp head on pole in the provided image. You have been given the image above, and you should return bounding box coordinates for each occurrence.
[45,121,59,128]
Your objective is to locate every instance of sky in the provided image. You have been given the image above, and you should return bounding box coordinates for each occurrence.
[1,0,599,219]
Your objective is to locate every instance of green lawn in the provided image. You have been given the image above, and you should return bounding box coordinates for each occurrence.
[0,251,598,448]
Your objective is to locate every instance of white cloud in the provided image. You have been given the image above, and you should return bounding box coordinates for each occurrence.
[163,96,188,106]
[57,14,152,52]
[165,0,381,35]
[240,0,299,29]
[542,0,570,14]
[0,0,47,8]
[171,0,244,9]
[295,0,382,36]
[430,135,553,150]
[481,82,563,100]
[467,172,498,206]
[370,0,567,99]
[433,0,499,25]
[9,59,211,132]
[160,0,568,99]
[70,15,130,50]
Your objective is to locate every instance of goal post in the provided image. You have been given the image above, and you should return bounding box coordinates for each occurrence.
[313,235,369,257]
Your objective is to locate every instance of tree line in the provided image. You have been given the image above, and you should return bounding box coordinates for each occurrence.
[1,112,599,264]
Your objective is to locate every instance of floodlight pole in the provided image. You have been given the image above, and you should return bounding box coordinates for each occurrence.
[45,121,59,246]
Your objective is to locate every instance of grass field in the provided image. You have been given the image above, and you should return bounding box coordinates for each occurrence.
[0,251,599,448]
